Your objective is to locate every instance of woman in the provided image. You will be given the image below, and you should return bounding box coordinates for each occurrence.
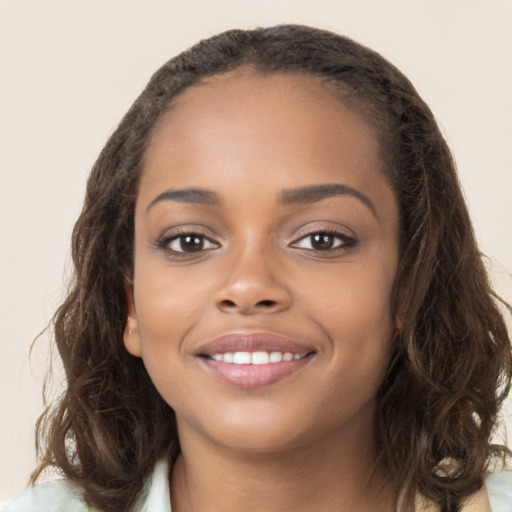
[3,25,511,512]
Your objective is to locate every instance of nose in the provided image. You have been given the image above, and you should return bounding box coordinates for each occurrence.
[215,248,292,315]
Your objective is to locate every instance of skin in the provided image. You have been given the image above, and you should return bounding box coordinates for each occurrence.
[124,68,400,511]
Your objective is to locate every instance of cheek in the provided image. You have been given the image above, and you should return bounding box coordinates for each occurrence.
[301,257,396,333]
[298,258,397,377]
[131,266,211,407]
[133,262,214,354]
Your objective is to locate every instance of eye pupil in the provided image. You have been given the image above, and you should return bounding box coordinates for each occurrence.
[312,233,334,250]
[181,235,204,252]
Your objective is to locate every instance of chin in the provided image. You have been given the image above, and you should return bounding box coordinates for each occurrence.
[177,397,363,456]
[206,422,311,454]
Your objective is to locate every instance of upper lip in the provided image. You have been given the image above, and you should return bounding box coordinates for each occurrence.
[195,332,317,357]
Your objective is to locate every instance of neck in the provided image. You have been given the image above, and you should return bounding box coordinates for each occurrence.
[170,413,395,512]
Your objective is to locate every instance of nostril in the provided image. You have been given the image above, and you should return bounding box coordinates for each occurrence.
[220,299,237,308]
[257,299,277,307]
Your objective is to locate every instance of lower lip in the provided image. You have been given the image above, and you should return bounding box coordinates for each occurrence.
[199,355,314,388]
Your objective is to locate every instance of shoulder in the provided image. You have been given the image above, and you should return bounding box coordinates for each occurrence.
[486,470,512,512]
[0,458,171,512]
[0,479,91,512]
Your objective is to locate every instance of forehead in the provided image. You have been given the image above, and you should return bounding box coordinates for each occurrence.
[139,69,388,208]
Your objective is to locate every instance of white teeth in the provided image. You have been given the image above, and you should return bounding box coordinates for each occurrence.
[233,352,252,364]
[251,351,270,365]
[210,351,306,364]
[269,352,283,363]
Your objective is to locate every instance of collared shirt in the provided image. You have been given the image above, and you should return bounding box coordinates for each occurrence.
[2,460,511,511]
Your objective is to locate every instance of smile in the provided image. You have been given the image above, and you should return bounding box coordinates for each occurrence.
[196,332,316,388]
[211,351,305,364]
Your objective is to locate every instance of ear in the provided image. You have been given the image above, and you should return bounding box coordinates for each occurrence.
[391,281,402,334]
[123,279,142,357]
[394,314,402,333]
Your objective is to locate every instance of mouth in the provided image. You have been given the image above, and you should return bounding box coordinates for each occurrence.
[195,332,317,388]
[209,350,308,364]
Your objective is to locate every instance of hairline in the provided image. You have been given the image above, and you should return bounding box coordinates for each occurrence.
[138,64,397,195]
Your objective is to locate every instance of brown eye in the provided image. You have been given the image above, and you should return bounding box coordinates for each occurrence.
[311,233,335,250]
[180,235,205,252]
[163,234,219,254]
[291,231,357,252]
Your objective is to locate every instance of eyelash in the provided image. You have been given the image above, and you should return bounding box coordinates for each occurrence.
[290,228,357,254]
[155,228,357,259]
[155,231,220,258]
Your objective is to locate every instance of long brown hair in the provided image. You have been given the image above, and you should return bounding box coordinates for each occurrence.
[31,25,511,512]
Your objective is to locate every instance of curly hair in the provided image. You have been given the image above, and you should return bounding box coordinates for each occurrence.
[31,25,511,512]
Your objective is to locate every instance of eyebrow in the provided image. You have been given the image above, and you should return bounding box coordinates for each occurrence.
[146,188,222,212]
[281,183,377,217]
[146,183,377,217]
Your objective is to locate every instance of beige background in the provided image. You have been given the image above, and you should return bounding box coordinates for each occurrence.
[1,0,511,500]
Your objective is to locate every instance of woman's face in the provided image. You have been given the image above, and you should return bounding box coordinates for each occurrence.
[125,69,400,453]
